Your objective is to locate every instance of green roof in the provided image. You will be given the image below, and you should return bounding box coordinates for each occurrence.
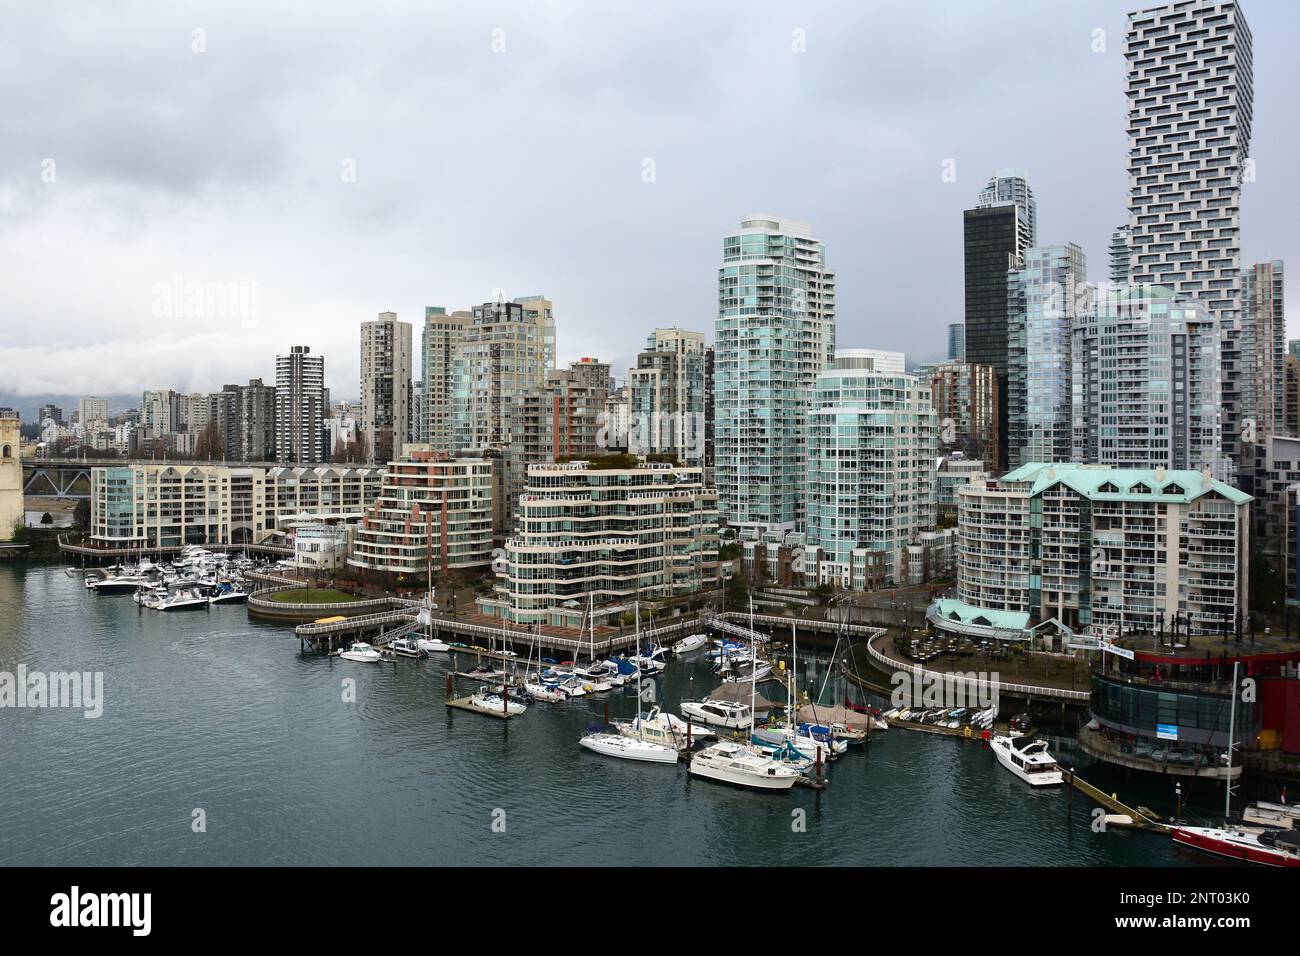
[999,462,1251,504]
[933,599,1029,631]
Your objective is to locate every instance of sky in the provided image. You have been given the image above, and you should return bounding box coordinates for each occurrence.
[1,0,1296,415]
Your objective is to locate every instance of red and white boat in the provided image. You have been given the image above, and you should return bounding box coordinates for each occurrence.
[1172,825,1300,868]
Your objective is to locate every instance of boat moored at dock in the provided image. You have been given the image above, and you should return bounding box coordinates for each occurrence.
[991,734,1064,786]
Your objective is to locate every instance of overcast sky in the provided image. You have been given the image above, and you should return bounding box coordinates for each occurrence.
[1,0,1295,409]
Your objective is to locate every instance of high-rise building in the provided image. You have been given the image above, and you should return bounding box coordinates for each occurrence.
[420,307,470,453]
[947,323,966,361]
[140,389,177,440]
[715,216,836,535]
[805,350,936,589]
[628,327,709,465]
[275,346,326,464]
[452,297,555,452]
[1240,261,1285,443]
[38,404,63,427]
[1125,0,1253,473]
[1071,284,1224,474]
[78,397,109,428]
[976,170,1037,252]
[964,171,1036,471]
[1290,340,1300,360]
[360,311,413,463]
[1007,244,1089,469]
[1287,355,1300,436]
[925,360,1000,462]
[237,379,277,461]
[1109,225,1132,286]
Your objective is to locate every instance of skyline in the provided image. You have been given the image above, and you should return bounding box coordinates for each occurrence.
[2,0,1296,410]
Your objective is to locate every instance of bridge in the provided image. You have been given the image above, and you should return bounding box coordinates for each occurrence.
[22,456,309,499]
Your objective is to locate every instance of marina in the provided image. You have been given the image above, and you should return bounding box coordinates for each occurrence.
[0,563,1290,867]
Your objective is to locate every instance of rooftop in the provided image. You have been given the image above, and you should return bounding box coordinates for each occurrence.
[996,462,1251,505]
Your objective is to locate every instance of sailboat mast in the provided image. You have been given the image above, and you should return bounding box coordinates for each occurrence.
[1225,659,1239,820]
[749,595,756,744]
[635,600,642,723]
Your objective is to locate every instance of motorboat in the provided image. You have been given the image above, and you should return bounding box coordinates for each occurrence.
[720,659,773,684]
[156,587,210,612]
[207,582,249,605]
[88,571,157,594]
[1172,825,1300,868]
[467,691,527,716]
[1241,801,1300,831]
[579,732,678,763]
[681,698,753,729]
[671,633,709,656]
[388,638,427,659]
[338,642,382,663]
[417,636,450,654]
[635,646,670,673]
[688,741,800,791]
[991,734,1064,786]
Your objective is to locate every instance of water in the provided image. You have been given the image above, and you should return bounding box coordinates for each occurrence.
[0,564,1215,866]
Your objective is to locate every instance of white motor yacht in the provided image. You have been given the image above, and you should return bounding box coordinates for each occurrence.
[615,707,711,751]
[671,633,709,655]
[681,698,753,729]
[688,741,800,790]
[417,636,450,654]
[156,587,210,612]
[338,642,382,663]
[991,734,1064,786]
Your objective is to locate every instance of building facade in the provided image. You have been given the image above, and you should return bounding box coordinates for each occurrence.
[420,307,471,454]
[346,449,494,577]
[925,360,1000,463]
[485,459,719,627]
[1007,243,1089,469]
[1125,0,1253,472]
[89,463,383,550]
[956,462,1250,636]
[452,297,556,452]
[275,346,326,464]
[0,411,21,542]
[715,215,836,536]
[947,323,966,361]
[804,351,936,590]
[628,327,709,465]
[1071,284,1224,474]
[360,311,414,463]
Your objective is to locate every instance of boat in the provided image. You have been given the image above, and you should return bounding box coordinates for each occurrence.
[689,740,801,790]
[1172,826,1300,868]
[417,636,450,654]
[389,638,427,659]
[615,706,712,751]
[635,645,670,673]
[681,698,753,729]
[524,681,566,703]
[579,602,677,764]
[88,571,157,594]
[1241,801,1300,831]
[720,658,772,684]
[207,582,248,605]
[468,691,527,716]
[579,733,678,763]
[338,642,382,663]
[671,633,709,656]
[155,587,210,612]
[991,734,1064,786]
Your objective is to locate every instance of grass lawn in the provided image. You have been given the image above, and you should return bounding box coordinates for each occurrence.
[266,588,364,604]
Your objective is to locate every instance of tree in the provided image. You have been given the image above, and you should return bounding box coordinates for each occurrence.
[73,499,90,530]
[192,420,225,461]
[40,512,53,526]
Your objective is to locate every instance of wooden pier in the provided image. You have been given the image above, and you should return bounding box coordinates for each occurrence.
[1064,770,1171,833]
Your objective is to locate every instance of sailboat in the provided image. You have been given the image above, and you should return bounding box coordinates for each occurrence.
[416,558,448,653]
[524,621,566,702]
[690,597,799,791]
[751,617,846,763]
[580,601,678,764]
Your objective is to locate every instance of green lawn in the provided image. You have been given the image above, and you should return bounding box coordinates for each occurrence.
[266,588,364,604]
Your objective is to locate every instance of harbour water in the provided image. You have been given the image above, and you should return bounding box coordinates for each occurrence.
[0,564,1226,866]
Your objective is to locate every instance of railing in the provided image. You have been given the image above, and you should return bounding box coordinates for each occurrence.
[864,633,1090,702]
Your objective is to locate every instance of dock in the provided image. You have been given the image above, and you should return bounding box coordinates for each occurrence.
[445,696,515,719]
[883,715,1011,738]
[1064,770,1171,833]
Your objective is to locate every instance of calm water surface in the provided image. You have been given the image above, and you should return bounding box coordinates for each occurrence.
[1,564,1226,866]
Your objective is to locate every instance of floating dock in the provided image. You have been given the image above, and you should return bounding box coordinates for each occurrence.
[883,716,1011,738]
[1064,770,1171,833]
[445,696,515,719]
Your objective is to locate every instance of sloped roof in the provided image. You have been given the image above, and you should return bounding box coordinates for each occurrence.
[933,598,1029,630]
[1000,462,1250,505]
